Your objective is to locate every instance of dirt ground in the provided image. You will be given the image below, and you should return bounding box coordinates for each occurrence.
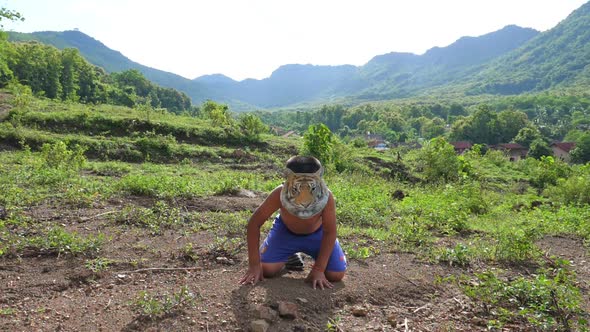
[1,196,589,332]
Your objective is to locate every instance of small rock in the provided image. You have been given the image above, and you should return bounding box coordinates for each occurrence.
[296,297,308,304]
[391,189,406,201]
[293,325,307,332]
[351,306,368,317]
[216,256,235,265]
[237,189,257,198]
[278,301,299,319]
[255,305,278,322]
[387,313,397,327]
[250,319,269,332]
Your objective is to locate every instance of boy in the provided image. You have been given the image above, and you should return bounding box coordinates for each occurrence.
[239,156,346,290]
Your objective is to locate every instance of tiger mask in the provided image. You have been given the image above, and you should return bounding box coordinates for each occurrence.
[280,157,329,219]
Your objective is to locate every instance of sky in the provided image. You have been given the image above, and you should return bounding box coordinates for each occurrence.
[2,0,588,81]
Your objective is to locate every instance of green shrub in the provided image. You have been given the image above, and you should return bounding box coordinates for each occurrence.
[433,243,472,267]
[544,165,590,206]
[303,123,334,164]
[492,227,541,262]
[135,133,176,161]
[523,156,571,190]
[415,138,460,183]
[239,113,267,142]
[85,257,114,272]
[459,262,587,330]
[41,141,86,170]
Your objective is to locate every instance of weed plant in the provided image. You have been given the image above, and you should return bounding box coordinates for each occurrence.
[22,227,104,257]
[131,286,197,318]
[458,261,588,330]
[85,257,115,272]
[116,201,183,235]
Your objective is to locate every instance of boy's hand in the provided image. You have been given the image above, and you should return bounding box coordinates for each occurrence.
[240,265,264,285]
[305,270,333,290]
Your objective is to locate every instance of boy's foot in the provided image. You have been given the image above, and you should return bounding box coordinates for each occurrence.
[285,253,304,271]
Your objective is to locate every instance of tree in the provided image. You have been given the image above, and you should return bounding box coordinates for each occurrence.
[200,100,233,126]
[60,48,83,101]
[11,42,63,98]
[513,125,542,148]
[239,113,267,141]
[303,123,334,164]
[421,117,446,139]
[528,139,553,159]
[111,70,152,96]
[416,137,460,183]
[497,109,528,143]
[570,132,590,164]
[449,105,501,144]
[0,7,24,28]
[0,6,20,86]
[0,32,15,86]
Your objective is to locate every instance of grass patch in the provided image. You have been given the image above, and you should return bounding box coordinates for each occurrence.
[130,286,198,319]
[18,227,104,257]
[454,260,588,330]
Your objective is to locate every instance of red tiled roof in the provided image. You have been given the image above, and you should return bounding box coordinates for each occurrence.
[551,142,576,152]
[497,143,526,150]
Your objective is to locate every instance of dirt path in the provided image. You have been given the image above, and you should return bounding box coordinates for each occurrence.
[1,251,479,331]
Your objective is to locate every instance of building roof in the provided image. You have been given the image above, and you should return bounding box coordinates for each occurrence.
[450,141,472,149]
[551,142,576,153]
[495,143,527,150]
[367,139,385,147]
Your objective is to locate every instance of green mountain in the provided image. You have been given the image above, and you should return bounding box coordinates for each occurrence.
[8,30,211,102]
[467,2,590,94]
[7,26,539,109]
[355,25,540,100]
[7,1,590,109]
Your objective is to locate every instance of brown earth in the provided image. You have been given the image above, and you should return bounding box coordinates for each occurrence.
[1,196,589,331]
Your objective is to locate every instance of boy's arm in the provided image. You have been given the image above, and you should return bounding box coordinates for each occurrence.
[314,192,337,271]
[240,186,281,285]
[306,192,337,289]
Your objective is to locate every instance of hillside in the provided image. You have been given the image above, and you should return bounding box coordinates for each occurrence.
[467,1,590,94]
[7,2,590,110]
[355,25,540,99]
[8,30,211,102]
[8,25,538,109]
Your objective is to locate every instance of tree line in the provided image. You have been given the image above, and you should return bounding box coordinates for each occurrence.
[257,94,590,163]
[0,32,192,113]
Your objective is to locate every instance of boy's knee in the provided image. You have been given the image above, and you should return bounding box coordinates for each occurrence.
[325,271,345,282]
[261,262,285,277]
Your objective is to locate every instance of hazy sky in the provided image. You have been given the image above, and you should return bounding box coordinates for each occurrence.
[2,0,588,81]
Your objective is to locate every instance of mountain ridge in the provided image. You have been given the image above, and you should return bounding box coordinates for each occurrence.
[7,1,590,110]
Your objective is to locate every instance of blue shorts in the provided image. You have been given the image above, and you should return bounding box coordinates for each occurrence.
[260,215,347,272]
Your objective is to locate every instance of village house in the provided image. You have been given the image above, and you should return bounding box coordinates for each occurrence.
[550,142,576,162]
[490,143,528,161]
[450,141,473,154]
